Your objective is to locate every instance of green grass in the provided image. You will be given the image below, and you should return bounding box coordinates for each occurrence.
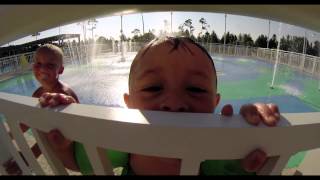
[299,79,320,111]
[218,66,294,100]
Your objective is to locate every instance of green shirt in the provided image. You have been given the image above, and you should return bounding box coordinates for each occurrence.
[74,141,255,175]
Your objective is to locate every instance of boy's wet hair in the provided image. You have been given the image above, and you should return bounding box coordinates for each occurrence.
[35,44,64,64]
[129,36,217,89]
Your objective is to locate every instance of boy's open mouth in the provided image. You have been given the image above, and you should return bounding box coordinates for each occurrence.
[38,73,50,80]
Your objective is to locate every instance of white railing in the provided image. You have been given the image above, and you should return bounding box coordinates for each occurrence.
[252,48,320,77]
[1,92,320,175]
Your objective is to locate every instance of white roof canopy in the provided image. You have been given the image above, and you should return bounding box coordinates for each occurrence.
[1,5,320,45]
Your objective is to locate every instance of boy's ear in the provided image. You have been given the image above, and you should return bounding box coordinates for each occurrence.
[58,66,64,74]
[123,93,131,108]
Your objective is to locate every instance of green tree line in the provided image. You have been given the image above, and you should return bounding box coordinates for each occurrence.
[96,17,320,57]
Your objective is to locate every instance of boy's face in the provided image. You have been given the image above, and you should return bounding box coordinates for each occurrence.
[124,41,220,113]
[33,49,64,87]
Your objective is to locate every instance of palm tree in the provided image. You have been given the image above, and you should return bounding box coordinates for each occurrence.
[183,19,195,37]
[199,17,210,44]
[199,18,209,34]
[178,24,185,35]
[131,28,141,42]
[131,29,141,36]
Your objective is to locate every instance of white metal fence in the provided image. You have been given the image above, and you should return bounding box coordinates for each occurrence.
[199,43,320,77]
[0,52,34,75]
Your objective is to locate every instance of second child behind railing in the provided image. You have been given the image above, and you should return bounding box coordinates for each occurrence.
[4,44,80,174]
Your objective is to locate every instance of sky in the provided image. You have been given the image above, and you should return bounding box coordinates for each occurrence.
[4,11,320,46]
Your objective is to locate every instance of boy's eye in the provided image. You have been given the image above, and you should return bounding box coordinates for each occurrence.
[34,62,41,67]
[142,86,163,92]
[33,62,56,70]
[187,87,207,93]
[46,64,56,70]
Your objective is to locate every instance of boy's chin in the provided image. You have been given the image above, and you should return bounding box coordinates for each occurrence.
[37,78,56,86]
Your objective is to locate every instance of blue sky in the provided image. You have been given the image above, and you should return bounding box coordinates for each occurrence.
[5,11,320,46]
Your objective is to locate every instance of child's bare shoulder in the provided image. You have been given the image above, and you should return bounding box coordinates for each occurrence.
[32,87,44,98]
[60,82,79,103]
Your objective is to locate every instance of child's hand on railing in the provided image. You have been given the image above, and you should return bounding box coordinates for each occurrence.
[239,103,280,127]
[221,103,280,173]
[39,92,76,107]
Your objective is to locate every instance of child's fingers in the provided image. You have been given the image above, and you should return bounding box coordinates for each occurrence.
[48,97,59,107]
[39,93,56,107]
[47,129,72,150]
[39,96,49,107]
[254,103,278,127]
[58,94,76,105]
[221,104,233,117]
[48,93,68,107]
[40,93,75,107]
[240,104,261,126]
[241,149,267,173]
[267,103,280,122]
[41,92,51,99]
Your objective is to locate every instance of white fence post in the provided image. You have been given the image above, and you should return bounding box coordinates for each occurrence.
[31,130,68,175]
[179,157,202,175]
[0,121,32,175]
[5,117,45,175]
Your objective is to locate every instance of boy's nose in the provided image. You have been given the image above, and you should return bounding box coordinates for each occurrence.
[160,97,189,112]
